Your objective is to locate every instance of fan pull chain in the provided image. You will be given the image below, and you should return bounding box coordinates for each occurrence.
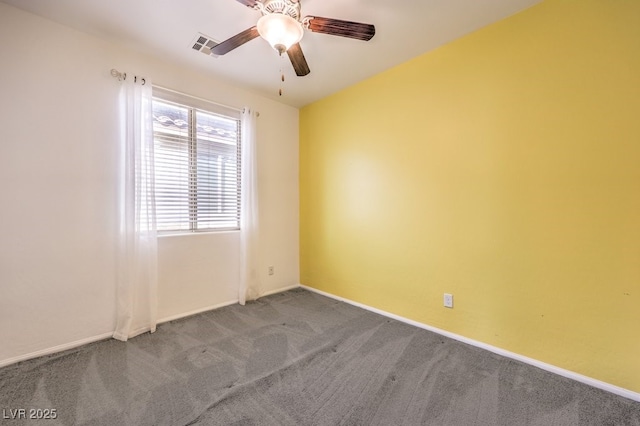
[279,55,285,96]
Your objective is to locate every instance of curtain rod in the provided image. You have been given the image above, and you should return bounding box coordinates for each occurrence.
[110,69,146,85]
[110,69,259,117]
[153,84,260,117]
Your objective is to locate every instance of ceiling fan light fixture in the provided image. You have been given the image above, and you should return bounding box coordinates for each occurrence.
[257,13,303,55]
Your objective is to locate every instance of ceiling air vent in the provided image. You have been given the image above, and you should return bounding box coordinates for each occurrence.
[192,33,220,58]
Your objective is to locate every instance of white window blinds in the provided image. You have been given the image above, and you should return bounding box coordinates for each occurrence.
[152,89,241,232]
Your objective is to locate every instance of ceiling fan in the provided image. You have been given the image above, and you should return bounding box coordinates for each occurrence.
[212,0,376,77]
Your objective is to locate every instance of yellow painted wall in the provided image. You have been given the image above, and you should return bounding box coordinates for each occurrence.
[300,0,640,393]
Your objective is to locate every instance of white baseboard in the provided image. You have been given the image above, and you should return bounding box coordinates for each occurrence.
[157,284,301,324]
[300,284,640,403]
[0,285,303,369]
[260,284,301,297]
[0,332,114,369]
[6,284,635,403]
[158,299,239,324]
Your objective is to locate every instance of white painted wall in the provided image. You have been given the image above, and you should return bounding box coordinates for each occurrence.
[0,3,299,364]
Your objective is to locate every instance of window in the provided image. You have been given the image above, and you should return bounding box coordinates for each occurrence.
[152,89,241,232]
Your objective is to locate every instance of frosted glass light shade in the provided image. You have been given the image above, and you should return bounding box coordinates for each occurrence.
[257,14,304,55]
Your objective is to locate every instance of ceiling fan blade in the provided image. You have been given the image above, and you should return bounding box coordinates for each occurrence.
[287,43,311,77]
[211,27,260,55]
[235,0,257,7]
[304,16,376,41]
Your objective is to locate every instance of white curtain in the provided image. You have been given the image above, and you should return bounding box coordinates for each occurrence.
[239,108,260,305]
[113,76,158,341]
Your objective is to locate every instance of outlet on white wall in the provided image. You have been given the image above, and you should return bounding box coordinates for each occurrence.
[444,293,454,308]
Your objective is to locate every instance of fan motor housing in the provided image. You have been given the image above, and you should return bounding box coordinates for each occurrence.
[261,0,301,20]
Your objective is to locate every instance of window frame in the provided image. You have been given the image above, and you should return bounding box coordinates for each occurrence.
[151,87,242,234]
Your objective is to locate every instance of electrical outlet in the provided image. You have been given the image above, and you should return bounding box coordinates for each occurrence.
[268,266,274,276]
[444,293,454,308]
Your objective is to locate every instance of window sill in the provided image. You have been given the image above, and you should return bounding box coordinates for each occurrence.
[158,229,240,238]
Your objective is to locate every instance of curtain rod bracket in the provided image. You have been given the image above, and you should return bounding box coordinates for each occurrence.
[111,68,145,85]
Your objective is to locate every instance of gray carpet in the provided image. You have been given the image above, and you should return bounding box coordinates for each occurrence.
[1,288,639,425]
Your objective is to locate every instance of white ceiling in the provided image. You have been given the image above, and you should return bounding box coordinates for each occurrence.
[1,0,541,107]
